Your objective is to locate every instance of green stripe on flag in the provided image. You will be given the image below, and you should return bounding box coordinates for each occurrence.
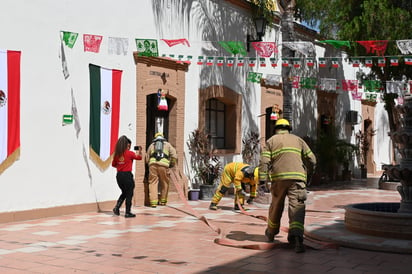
[89,64,101,156]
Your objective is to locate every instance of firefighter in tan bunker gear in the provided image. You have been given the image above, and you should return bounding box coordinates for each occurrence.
[259,119,316,253]
[145,133,177,208]
[209,162,259,211]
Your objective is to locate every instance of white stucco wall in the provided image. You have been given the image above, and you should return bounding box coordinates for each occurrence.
[0,0,392,213]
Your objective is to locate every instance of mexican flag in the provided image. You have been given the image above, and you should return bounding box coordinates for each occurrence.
[318,58,327,68]
[89,64,122,171]
[0,50,21,174]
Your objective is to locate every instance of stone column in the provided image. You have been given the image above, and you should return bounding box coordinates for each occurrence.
[389,96,412,213]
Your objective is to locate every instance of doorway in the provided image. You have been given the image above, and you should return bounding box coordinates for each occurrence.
[146,93,171,148]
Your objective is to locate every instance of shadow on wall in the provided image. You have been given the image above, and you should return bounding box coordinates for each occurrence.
[152,0,261,134]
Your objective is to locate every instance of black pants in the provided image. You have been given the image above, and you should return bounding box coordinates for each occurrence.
[116,171,135,213]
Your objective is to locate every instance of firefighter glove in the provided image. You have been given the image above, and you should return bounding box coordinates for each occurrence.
[237,189,247,198]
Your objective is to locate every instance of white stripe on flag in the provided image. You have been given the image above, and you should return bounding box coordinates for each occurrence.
[0,51,8,162]
[99,67,113,161]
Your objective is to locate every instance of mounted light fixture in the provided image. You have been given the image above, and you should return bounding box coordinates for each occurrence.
[247,16,267,52]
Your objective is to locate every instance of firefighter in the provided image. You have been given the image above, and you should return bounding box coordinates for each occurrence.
[259,118,316,253]
[145,132,177,208]
[209,162,258,211]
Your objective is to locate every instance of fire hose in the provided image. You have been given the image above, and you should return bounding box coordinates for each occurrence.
[169,169,338,250]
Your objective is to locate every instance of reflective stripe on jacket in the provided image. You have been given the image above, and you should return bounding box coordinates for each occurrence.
[221,162,257,193]
[259,131,316,182]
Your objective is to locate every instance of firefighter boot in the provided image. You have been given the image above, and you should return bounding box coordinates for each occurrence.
[289,235,305,253]
[265,228,274,243]
[209,203,218,210]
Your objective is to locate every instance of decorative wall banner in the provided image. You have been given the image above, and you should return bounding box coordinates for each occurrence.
[161,38,190,47]
[265,74,281,86]
[61,31,78,48]
[252,42,278,57]
[320,78,337,91]
[218,41,247,56]
[135,39,158,57]
[71,88,81,138]
[89,64,122,171]
[282,41,315,56]
[356,40,388,56]
[59,36,70,79]
[108,37,129,56]
[342,80,358,92]
[0,50,21,175]
[386,81,405,94]
[318,40,350,49]
[247,72,262,83]
[83,34,103,53]
[396,40,412,54]
[363,80,382,92]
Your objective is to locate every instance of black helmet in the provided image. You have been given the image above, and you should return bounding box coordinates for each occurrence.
[242,165,255,178]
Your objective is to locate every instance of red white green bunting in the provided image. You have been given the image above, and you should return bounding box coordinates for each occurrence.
[318,58,326,68]
[390,57,399,66]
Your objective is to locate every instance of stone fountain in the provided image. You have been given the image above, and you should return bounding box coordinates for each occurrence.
[345,95,412,240]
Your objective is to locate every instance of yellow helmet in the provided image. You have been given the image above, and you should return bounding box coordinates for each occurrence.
[275,118,291,130]
[154,132,164,139]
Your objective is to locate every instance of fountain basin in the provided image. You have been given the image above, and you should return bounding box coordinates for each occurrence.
[345,203,412,240]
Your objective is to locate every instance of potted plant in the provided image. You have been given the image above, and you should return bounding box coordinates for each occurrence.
[187,129,223,199]
[336,139,358,181]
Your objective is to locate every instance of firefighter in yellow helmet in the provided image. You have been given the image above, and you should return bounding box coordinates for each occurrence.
[259,118,316,253]
[145,132,177,208]
[209,162,259,211]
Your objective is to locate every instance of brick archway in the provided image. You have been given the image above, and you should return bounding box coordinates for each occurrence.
[133,55,189,206]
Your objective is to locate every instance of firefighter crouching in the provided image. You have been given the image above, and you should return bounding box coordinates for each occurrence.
[145,132,177,208]
[209,162,258,211]
[259,118,316,253]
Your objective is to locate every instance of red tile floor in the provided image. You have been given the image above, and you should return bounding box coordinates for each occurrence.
[1,179,411,273]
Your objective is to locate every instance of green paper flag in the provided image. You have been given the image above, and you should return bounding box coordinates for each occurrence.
[218,41,247,56]
[319,40,351,49]
[363,80,381,93]
[136,39,159,57]
[247,72,262,83]
[300,77,317,89]
[62,31,79,48]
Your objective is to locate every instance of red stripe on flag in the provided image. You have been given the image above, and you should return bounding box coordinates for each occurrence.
[110,69,122,155]
[7,51,21,156]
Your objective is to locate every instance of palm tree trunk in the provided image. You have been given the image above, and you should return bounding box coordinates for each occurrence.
[281,3,296,127]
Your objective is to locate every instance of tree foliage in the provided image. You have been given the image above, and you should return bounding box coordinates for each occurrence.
[295,0,412,134]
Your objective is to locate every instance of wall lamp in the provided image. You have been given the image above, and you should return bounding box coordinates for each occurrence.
[247,16,267,52]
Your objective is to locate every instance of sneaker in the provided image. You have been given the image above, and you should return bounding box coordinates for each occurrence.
[125,213,136,218]
[293,236,305,253]
[209,203,218,210]
[113,207,120,216]
[265,228,274,243]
